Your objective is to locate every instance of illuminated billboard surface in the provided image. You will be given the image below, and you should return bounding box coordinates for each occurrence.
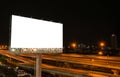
[10,15,63,53]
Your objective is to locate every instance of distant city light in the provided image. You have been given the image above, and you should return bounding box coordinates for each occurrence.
[112,34,115,37]
[98,51,103,55]
[71,42,77,48]
[0,44,8,50]
[100,42,105,47]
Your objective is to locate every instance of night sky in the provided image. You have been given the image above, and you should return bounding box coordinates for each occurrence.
[0,1,119,46]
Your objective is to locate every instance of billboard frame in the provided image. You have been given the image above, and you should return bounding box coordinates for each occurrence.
[9,15,63,77]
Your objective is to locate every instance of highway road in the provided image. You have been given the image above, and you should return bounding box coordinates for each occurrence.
[0,50,34,63]
[61,54,120,61]
[1,50,120,77]
[19,53,120,70]
[19,62,117,77]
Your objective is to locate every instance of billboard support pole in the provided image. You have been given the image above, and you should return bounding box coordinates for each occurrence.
[36,53,42,77]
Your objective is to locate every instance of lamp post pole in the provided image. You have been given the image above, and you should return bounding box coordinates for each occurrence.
[36,53,42,77]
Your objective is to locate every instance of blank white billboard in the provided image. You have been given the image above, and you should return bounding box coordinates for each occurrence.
[10,15,63,53]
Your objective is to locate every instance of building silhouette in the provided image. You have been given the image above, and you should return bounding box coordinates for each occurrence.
[111,34,117,49]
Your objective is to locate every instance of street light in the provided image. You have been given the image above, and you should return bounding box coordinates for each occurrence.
[100,42,105,47]
[98,50,103,55]
[99,42,105,50]
[71,42,77,48]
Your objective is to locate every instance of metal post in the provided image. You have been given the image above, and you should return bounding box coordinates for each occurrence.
[36,53,42,77]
